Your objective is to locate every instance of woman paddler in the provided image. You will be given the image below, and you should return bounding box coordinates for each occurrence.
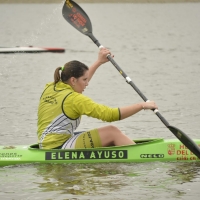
[37,48,158,149]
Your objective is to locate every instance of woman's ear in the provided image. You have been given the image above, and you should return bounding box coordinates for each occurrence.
[69,77,76,86]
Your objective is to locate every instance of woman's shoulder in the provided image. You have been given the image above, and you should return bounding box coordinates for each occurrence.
[66,93,95,106]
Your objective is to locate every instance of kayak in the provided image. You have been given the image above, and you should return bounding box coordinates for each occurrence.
[1,138,200,167]
[0,46,65,53]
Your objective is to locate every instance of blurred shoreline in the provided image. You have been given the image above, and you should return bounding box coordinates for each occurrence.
[1,0,200,3]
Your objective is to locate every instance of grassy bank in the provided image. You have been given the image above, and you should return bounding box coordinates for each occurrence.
[0,0,200,3]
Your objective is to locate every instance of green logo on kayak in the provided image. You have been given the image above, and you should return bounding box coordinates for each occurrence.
[45,150,127,160]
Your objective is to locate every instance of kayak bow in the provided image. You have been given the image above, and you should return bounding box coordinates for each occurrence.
[1,138,200,167]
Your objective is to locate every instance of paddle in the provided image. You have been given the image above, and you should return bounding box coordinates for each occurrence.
[62,0,200,158]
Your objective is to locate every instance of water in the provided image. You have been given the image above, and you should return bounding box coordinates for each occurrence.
[0,2,200,200]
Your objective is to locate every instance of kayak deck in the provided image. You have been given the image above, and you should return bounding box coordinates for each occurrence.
[0,138,200,167]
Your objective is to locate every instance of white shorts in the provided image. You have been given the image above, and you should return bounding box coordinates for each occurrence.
[61,129,102,149]
[61,132,81,149]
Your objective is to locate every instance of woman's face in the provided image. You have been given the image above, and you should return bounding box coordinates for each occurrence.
[72,70,89,93]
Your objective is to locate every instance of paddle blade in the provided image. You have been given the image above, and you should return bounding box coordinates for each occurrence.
[62,0,92,36]
[168,125,200,158]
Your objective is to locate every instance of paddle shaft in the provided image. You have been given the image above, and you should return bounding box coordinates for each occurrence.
[88,33,170,127]
[88,33,200,158]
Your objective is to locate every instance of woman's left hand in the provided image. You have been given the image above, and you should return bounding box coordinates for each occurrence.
[97,47,114,64]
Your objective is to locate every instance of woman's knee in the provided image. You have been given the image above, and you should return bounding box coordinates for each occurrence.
[103,125,121,133]
[97,125,123,146]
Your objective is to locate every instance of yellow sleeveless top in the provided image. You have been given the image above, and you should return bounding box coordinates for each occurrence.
[37,81,120,149]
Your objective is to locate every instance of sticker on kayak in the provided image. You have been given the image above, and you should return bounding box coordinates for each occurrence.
[140,154,164,159]
[0,152,22,160]
[45,150,127,160]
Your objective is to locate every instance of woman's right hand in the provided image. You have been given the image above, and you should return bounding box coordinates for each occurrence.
[120,101,158,120]
[142,101,158,110]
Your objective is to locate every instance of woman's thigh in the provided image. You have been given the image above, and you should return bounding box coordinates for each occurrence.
[61,129,102,149]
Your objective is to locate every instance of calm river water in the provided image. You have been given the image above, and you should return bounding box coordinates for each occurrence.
[0,2,200,200]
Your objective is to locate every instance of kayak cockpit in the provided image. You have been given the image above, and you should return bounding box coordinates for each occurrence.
[134,138,163,144]
[29,144,40,149]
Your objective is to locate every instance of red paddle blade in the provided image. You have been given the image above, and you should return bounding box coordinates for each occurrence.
[62,0,93,36]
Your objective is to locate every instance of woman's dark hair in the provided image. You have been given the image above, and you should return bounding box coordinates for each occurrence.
[54,60,89,84]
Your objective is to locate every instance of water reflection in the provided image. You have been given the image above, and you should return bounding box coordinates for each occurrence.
[1,162,200,199]
[34,163,136,195]
[32,162,200,196]
[167,162,200,184]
